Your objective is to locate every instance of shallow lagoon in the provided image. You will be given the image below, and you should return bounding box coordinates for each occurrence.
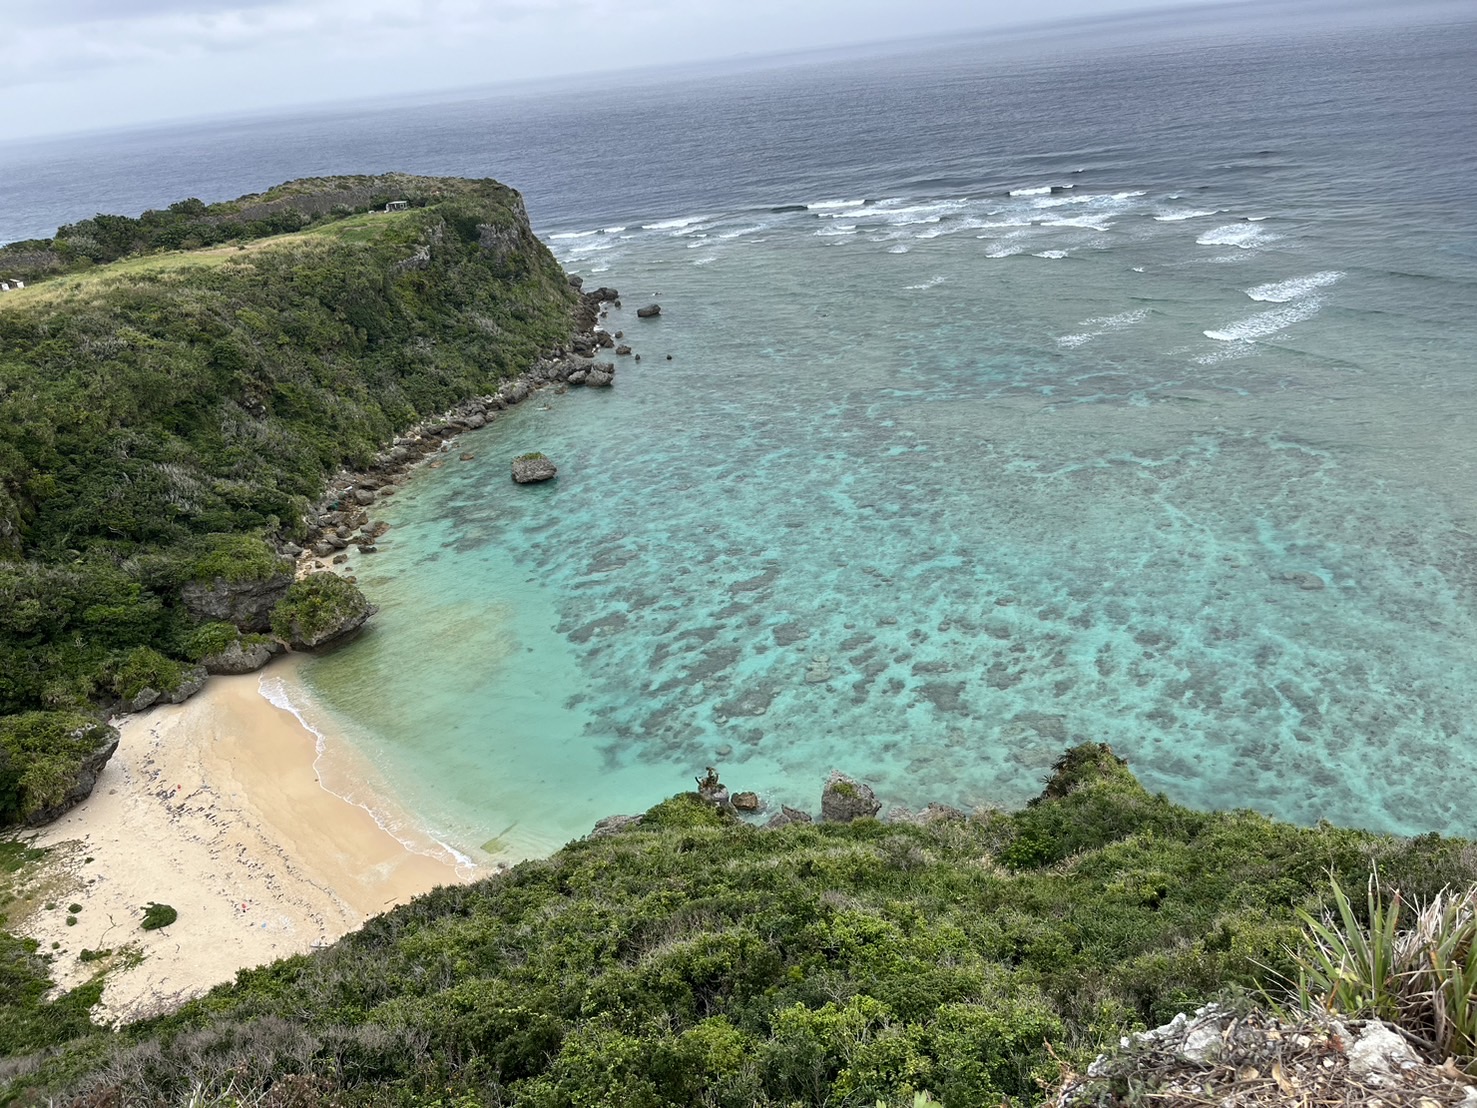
[298,178,1477,860]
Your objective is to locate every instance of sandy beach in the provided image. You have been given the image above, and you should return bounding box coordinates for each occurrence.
[15,659,472,1023]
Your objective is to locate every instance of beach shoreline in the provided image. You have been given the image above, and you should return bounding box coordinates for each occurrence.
[14,659,470,1024]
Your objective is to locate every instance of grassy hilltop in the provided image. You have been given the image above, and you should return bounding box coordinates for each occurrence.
[0,175,577,827]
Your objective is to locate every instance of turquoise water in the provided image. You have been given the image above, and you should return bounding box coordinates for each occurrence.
[298,172,1477,858]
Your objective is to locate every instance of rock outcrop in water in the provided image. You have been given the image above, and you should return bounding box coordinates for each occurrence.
[512,453,558,483]
[821,771,881,822]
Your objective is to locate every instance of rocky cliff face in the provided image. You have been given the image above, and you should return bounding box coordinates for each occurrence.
[180,571,294,633]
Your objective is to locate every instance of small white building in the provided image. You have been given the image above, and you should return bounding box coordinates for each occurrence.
[385,200,409,212]
[0,282,9,292]
[13,279,23,289]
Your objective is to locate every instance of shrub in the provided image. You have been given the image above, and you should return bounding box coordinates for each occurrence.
[109,646,183,703]
[141,902,177,931]
[270,574,373,647]
[1288,871,1477,1065]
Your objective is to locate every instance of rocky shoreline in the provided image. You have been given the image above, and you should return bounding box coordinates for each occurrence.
[286,277,627,576]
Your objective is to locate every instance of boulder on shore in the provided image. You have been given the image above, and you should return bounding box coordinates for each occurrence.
[821,771,881,823]
[202,638,279,675]
[512,453,558,483]
[21,721,120,828]
[271,574,378,650]
[636,304,661,318]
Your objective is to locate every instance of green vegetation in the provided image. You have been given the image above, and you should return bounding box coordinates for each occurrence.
[271,573,374,649]
[0,714,115,826]
[140,903,177,931]
[0,174,578,830]
[4,746,1474,1106]
[1290,872,1477,1062]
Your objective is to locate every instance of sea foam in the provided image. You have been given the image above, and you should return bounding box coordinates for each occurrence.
[1246,271,1343,302]
[1197,223,1277,249]
[1204,298,1323,341]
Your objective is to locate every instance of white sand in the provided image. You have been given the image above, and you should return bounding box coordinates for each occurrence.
[16,662,472,1023]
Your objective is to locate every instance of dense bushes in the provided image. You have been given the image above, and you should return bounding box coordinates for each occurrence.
[9,745,1475,1106]
[0,713,116,826]
[0,175,577,830]
[271,574,375,649]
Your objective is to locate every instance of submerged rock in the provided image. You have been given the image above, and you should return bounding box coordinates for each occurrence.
[821,771,881,823]
[512,453,558,483]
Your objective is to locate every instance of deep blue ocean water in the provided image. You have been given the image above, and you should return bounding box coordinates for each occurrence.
[5,4,1476,860]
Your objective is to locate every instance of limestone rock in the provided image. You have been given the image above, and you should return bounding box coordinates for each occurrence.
[589,814,643,837]
[636,303,661,318]
[1345,1021,1419,1086]
[821,771,881,822]
[765,805,813,829]
[512,453,557,483]
[351,488,376,506]
[21,721,120,827]
[273,575,378,651]
[585,370,613,388]
[125,687,160,713]
[164,665,208,705]
[732,792,762,812]
[180,568,293,633]
[202,638,278,675]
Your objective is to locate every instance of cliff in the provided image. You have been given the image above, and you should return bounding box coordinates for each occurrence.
[0,175,579,828]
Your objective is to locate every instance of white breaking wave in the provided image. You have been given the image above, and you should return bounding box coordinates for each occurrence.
[904,275,947,290]
[888,244,910,253]
[550,229,600,240]
[1153,209,1218,222]
[1204,298,1323,341]
[641,215,711,231]
[1010,186,1052,197]
[1245,271,1343,302]
[1196,223,1278,249]
[985,244,1025,258]
[603,225,626,234]
[1034,250,1069,259]
[815,223,858,236]
[717,224,767,239]
[255,676,476,870]
[810,198,866,210]
[1042,215,1113,230]
[1056,308,1150,347]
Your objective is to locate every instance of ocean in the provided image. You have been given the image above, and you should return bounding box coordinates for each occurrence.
[4,2,1476,860]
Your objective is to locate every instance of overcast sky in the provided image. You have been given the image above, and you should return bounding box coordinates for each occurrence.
[0,0,1267,142]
